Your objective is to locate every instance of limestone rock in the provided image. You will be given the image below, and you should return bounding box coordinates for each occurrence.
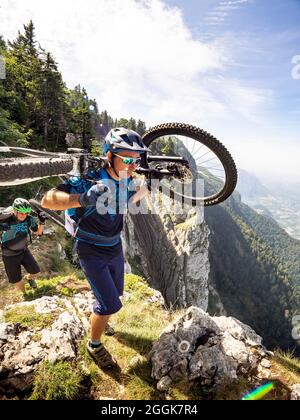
[0,294,94,396]
[149,307,267,391]
[291,384,300,400]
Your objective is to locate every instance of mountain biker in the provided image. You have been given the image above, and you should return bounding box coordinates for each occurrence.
[41,128,151,369]
[0,198,46,294]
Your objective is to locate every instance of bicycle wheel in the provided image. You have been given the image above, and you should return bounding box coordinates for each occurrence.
[142,123,237,206]
[0,157,73,186]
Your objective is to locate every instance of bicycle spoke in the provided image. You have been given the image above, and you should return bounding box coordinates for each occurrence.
[203,167,224,171]
[197,156,219,166]
[197,150,214,161]
[194,143,205,157]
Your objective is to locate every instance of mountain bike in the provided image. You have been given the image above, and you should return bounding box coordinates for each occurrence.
[0,123,237,206]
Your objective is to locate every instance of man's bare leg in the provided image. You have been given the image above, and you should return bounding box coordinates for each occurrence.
[15,280,25,294]
[87,313,116,368]
[90,313,111,341]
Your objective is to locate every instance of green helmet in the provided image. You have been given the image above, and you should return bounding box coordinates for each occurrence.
[12,198,32,214]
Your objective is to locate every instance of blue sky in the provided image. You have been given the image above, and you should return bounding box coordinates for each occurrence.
[164,0,300,180]
[0,0,299,180]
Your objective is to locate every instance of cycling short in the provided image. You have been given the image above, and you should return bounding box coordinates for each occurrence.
[79,250,124,316]
[2,249,40,284]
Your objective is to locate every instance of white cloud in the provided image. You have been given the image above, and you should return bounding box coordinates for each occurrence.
[0,0,225,121]
[1,0,295,179]
[219,0,250,5]
[207,0,252,25]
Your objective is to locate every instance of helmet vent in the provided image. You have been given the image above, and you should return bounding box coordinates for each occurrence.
[120,134,133,146]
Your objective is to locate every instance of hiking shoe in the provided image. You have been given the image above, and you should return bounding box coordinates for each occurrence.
[28,278,37,289]
[104,324,115,336]
[86,341,117,369]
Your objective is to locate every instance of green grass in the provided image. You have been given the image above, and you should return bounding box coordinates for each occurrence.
[274,350,300,374]
[126,255,146,279]
[4,305,56,329]
[24,275,87,301]
[29,361,83,400]
[76,288,189,400]
[124,274,156,301]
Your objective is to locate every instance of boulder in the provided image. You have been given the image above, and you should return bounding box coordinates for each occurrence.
[0,293,94,396]
[149,307,267,391]
[291,384,300,400]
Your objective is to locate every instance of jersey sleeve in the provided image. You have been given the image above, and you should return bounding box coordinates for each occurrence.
[56,181,71,193]
[55,177,89,195]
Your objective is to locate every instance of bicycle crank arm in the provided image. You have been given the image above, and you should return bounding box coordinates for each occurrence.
[135,168,174,177]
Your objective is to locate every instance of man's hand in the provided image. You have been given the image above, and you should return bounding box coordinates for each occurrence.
[79,182,110,208]
[37,211,47,225]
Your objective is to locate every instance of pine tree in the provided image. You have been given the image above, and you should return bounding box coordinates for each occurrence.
[129,118,137,131]
[100,110,110,134]
[0,36,6,52]
[8,21,42,137]
[68,85,95,151]
[116,118,130,128]
[136,119,147,135]
[37,51,69,149]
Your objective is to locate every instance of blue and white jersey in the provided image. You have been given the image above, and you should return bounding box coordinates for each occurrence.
[56,167,137,258]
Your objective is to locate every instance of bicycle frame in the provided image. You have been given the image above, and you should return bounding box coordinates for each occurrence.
[0,146,189,185]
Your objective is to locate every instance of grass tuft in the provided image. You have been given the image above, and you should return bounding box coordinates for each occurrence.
[30,361,83,400]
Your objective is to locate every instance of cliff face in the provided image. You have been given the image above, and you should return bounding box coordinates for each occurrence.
[205,192,300,352]
[124,195,210,311]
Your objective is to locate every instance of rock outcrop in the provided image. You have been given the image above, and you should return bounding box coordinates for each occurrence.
[125,195,210,311]
[0,293,94,396]
[291,384,300,400]
[149,307,269,392]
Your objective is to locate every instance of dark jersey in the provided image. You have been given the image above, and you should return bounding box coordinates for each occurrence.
[56,167,136,258]
[0,209,38,256]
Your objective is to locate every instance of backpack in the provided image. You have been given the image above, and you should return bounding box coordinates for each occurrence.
[0,206,14,221]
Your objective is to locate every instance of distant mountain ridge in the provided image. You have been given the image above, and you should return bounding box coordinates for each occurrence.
[237,169,300,240]
[206,188,300,354]
[237,169,271,200]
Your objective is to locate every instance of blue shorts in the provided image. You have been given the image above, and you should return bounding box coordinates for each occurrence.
[79,251,124,316]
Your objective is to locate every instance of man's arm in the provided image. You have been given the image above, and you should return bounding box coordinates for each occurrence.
[29,215,44,237]
[37,224,44,236]
[41,189,82,211]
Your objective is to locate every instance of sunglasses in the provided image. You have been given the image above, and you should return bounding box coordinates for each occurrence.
[113,153,142,166]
